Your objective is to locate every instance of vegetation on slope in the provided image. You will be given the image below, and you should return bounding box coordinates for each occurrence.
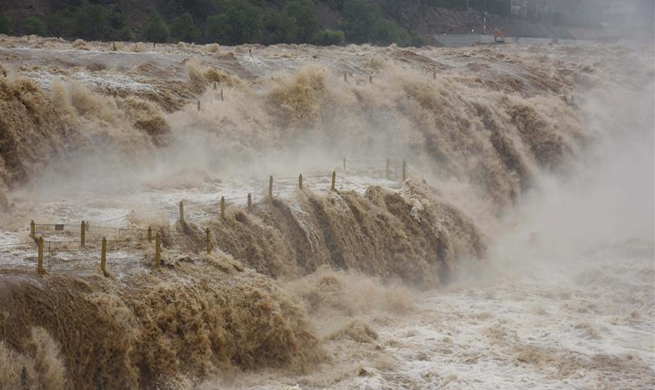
[0,0,521,46]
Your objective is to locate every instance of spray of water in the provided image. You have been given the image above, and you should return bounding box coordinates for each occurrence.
[0,35,653,389]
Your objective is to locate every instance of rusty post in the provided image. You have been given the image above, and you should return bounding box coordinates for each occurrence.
[220,196,226,220]
[37,237,44,275]
[269,176,273,199]
[81,221,86,247]
[205,228,211,255]
[155,233,161,270]
[299,174,303,190]
[30,220,35,240]
[331,171,336,191]
[247,193,252,212]
[179,201,184,224]
[101,238,107,276]
[148,226,152,243]
[221,88,224,101]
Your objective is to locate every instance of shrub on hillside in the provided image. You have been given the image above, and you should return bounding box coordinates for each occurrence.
[315,29,345,46]
[0,12,11,35]
[143,12,170,43]
[23,17,45,36]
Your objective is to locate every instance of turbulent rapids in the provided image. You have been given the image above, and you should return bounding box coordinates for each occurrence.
[0,35,653,389]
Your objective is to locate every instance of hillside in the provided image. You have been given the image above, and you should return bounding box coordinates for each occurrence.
[0,0,584,46]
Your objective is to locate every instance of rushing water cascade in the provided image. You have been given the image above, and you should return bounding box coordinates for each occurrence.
[0,36,653,389]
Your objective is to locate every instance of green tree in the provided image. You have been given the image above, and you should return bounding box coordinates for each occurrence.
[264,9,298,44]
[409,33,429,47]
[118,26,136,41]
[143,12,170,43]
[369,18,402,46]
[169,0,217,18]
[0,12,11,35]
[106,7,127,32]
[74,4,110,41]
[171,12,200,42]
[323,0,346,12]
[23,17,46,36]
[209,0,263,45]
[46,10,76,37]
[339,0,380,43]
[315,29,345,45]
[284,0,319,42]
[205,14,228,42]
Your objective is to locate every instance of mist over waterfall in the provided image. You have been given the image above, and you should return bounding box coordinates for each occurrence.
[0,34,653,390]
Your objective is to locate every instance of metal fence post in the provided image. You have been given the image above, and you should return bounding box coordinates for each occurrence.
[155,233,161,270]
[298,174,303,190]
[402,159,407,182]
[220,196,226,220]
[179,201,184,224]
[269,176,273,199]
[247,193,252,212]
[148,226,152,243]
[101,238,107,276]
[331,171,336,191]
[386,159,390,180]
[205,228,211,255]
[30,220,35,240]
[81,221,86,247]
[37,237,44,275]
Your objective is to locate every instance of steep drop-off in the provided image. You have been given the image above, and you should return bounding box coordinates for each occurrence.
[0,37,652,389]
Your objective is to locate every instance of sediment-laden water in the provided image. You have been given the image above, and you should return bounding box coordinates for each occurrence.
[0,36,653,389]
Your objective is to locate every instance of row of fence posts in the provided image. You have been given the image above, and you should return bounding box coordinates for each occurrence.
[197,85,224,111]
[176,169,346,222]
[32,161,403,244]
[29,220,213,275]
[176,158,407,222]
[342,69,435,83]
[27,159,408,276]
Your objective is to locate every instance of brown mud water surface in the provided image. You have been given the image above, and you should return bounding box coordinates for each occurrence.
[0,35,653,389]
[0,255,323,390]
